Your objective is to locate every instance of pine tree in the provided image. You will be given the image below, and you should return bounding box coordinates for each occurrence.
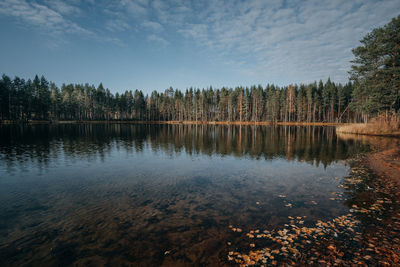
[350,15,400,115]
[286,85,296,122]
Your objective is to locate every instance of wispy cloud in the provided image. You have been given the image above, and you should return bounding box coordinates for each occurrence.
[106,19,130,32]
[118,0,148,17]
[141,20,163,32]
[156,0,400,84]
[0,0,131,48]
[1,0,399,86]
[0,0,93,36]
[44,0,81,16]
[147,34,169,46]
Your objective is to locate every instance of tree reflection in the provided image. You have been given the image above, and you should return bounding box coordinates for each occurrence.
[0,124,369,171]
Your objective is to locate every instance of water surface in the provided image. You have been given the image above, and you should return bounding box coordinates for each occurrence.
[0,124,369,266]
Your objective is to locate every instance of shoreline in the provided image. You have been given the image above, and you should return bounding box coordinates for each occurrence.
[337,122,400,137]
[230,144,400,265]
[365,146,400,184]
[0,120,342,126]
[3,121,399,137]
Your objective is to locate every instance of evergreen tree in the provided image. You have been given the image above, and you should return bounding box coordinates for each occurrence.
[350,15,400,115]
[0,74,359,123]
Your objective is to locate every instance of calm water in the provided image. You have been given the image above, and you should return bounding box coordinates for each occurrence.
[0,124,369,266]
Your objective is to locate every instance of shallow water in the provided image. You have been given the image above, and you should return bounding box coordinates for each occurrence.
[0,124,369,266]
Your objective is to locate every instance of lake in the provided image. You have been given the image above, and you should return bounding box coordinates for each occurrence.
[0,124,369,266]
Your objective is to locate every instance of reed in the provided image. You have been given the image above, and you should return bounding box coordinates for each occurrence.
[336,114,400,136]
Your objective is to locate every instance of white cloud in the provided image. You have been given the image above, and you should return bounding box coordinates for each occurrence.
[106,19,130,32]
[147,34,169,46]
[102,0,400,84]
[2,0,399,85]
[0,0,93,36]
[44,0,81,15]
[119,0,148,17]
[141,20,163,32]
[162,0,400,84]
[0,0,129,47]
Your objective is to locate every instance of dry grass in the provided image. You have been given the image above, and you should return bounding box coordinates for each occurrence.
[337,115,400,137]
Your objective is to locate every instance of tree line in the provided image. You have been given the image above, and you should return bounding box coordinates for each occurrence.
[1,15,399,123]
[0,75,358,123]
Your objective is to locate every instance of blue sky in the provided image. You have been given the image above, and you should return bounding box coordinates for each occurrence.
[0,0,399,94]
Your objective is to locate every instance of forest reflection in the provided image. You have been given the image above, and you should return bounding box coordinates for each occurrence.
[0,124,367,169]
